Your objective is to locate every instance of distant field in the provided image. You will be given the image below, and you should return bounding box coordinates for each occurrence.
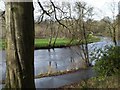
[35,38,70,48]
[0,36,100,50]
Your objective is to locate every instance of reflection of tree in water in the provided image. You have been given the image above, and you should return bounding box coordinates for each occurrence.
[55,62,57,69]
[47,49,53,73]
[69,57,76,69]
[47,61,58,73]
[69,47,83,69]
[49,61,52,66]
[48,61,52,74]
[46,46,88,73]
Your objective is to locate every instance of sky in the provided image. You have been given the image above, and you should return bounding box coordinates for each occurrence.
[81,0,119,20]
[0,0,120,20]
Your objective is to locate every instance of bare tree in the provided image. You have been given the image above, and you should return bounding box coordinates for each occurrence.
[103,1,118,45]
[74,1,94,66]
[0,10,5,39]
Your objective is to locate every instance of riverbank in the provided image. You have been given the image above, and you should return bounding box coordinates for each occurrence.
[35,36,100,49]
[1,67,88,84]
[58,75,119,89]
[0,35,100,50]
[1,67,95,89]
[1,63,88,84]
[35,66,88,79]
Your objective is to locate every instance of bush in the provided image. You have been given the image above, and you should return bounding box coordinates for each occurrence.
[93,46,120,77]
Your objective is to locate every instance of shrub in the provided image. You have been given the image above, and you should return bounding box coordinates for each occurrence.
[93,46,120,77]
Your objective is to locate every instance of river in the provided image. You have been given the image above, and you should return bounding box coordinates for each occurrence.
[0,37,114,84]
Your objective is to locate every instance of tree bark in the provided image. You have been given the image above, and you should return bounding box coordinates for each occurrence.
[117,1,120,45]
[118,14,120,45]
[5,2,35,89]
[113,27,117,46]
[82,22,90,66]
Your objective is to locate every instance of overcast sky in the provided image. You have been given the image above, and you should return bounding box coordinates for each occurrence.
[0,0,120,20]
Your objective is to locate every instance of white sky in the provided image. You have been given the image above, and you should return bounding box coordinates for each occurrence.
[0,0,120,20]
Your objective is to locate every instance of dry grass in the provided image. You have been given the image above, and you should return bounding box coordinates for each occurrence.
[58,75,119,89]
[35,67,87,78]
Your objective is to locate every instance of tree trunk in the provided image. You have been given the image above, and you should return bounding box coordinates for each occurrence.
[82,22,89,66]
[118,14,120,45]
[113,27,117,46]
[118,2,120,45]
[5,2,35,89]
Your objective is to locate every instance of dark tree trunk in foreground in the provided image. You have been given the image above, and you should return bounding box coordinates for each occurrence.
[113,27,117,46]
[5,2,35,89]
[118,1,120,45]
[118,14,120,44]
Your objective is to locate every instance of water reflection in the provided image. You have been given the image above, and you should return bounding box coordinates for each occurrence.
[34,46,84,75]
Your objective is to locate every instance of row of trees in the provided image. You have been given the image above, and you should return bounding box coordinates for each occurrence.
[35,1,94,39]
[1,1,120,44]
[34,1,120,46]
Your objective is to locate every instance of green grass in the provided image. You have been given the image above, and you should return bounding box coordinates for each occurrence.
[0,36,100,50]
[35,36,100,49]
[35,38,70,48]
[0,39,5,50]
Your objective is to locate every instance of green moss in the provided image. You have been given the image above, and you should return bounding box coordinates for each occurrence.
[0,39,5,50]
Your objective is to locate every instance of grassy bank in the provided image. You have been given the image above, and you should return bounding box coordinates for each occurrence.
[35,38,70,49]
[1,67,87,84]
[35,66,87,79]
[35,36,100,49]
[59,75,119,89]
[0,36,100,50]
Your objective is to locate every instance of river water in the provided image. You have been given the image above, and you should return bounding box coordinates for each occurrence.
[0,37,114,82]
